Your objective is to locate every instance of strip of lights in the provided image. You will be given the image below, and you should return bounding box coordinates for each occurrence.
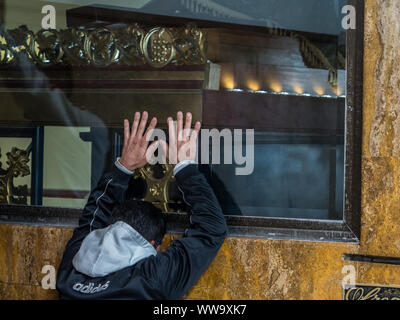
[226,88,345,99]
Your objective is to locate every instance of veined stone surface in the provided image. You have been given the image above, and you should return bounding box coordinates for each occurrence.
[368,0,400,157]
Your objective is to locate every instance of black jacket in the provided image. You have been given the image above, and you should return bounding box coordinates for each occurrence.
[56,164,227,299]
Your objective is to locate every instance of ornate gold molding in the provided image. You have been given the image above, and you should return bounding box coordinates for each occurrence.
[0,23,340,88]
[133,163,180,212]
[0,24,207,67]
[0,147,30,204]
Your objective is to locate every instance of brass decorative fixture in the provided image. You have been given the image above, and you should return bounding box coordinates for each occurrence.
[0,23,340,88]
[0,147,30,205]
[0,23,207,67]
[133,163,180,212]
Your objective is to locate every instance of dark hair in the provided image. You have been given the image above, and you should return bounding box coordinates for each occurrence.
[110,199,166,247]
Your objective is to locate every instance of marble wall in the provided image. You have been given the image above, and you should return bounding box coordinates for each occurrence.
[1,0,400,299]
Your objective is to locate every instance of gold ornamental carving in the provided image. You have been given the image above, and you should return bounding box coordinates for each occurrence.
[133,163,178,212]
[0,23,207,68]
[0,147,30,205]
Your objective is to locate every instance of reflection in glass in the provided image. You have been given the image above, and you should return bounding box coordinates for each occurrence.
[202,133,344,220]
[0,0,347,220]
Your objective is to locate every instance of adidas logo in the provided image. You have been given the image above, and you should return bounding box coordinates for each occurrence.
[72,281,110,294]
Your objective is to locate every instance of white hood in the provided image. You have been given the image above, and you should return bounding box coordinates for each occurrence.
[72,221,157,277]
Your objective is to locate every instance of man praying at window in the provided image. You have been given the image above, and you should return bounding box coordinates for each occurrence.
[56,111,227,299]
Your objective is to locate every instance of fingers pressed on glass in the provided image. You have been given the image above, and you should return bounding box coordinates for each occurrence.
[167,117,176,145]
[137,111,148,137]
[145,117,157,134]
[177,111,183,141]
[184,112,192,141]
[131,112,140,138]
[189,121,201,144]
[143,117,157,147]
[123,119,129,147]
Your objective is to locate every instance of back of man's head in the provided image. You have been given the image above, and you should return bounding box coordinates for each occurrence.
[110,199,166,247]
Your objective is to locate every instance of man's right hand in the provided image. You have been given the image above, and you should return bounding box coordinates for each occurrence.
[119,111,159,171]
[167,111,201,166]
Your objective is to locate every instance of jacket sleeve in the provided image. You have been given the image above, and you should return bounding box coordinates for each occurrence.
[145,164,228,299]
[57,165,132,275]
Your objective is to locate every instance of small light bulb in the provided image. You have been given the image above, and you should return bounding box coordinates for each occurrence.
[269,81,283,93]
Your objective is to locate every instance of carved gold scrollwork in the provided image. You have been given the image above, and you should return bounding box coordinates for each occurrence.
[0,147,30,205]
[59,28,88,65]
[0,24,207,68]
[172,24,207,65]
[30,29,64,66]
[83,27,119,67]
[133,164,176,212]
[141,27,176,68]
[113,24,145,66]
[0,34,15,64]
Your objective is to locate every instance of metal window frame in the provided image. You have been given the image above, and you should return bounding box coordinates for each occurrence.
[0,0,364,243]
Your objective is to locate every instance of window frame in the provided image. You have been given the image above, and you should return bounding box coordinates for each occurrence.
[0,0,364,243]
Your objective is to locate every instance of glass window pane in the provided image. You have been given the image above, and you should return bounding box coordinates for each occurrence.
[42,126,91,208]
[0,0,348,221]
